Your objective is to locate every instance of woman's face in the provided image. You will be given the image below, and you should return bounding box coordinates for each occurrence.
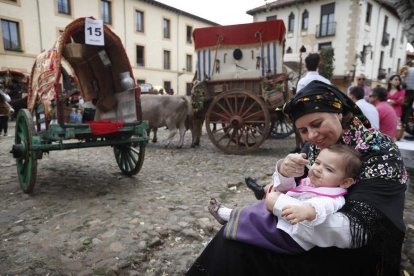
[390,76,401,87]
[295,112,343,149]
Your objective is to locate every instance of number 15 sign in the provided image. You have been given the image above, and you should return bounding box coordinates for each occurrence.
[85,18,104,46]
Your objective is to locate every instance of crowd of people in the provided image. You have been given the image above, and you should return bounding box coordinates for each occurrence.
[347,63,414,141]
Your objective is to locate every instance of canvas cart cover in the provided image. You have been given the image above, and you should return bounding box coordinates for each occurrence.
[28,17,139,123]
[193,20,285,81]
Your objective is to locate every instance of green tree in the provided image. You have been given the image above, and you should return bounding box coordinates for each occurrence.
[319,48,335,80]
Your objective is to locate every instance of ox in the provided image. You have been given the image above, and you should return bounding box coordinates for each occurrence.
[141,94,192,148]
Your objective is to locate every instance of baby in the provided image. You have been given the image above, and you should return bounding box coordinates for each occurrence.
[208,144,362,253]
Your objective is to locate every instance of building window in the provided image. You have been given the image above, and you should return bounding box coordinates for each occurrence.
[135,10,144,32]
[319,3,335,37]
[186,26,192,44]
[400,29,404,44]
[390,38,395,57]
[266,15,277,21]
[186,54,192,72]
[318,42,332,50]
[288,12,295,32]
[378,51,386,80]
[164,50,171,69]
[397,58,401,73]
[136,45,145,66]
[163,18,170,39]
[57,0,71,15]
[365,3,372,25]
[101,0,111,24]
[381,16,389,46]
[164,81,171,93]
[302,10,308,30]
[1,19,21,51]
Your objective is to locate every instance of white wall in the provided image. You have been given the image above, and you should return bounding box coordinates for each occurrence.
[251,0,407,83]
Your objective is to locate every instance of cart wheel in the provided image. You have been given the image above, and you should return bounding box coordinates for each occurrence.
[270,111,295,139]
[114,142,145,176]
[205,90,271,154]
[15,109,37,193]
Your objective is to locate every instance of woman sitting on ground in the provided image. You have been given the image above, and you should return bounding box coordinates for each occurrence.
[186,80,407,276]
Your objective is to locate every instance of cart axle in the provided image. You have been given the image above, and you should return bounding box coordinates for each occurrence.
[10,144,24,158]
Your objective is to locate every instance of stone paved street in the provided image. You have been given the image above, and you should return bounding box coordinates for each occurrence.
[0,121,413,275]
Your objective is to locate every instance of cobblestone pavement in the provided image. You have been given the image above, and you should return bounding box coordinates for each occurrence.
[0,121,413,275]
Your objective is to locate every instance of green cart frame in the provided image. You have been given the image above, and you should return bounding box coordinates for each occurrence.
[10,17,148,194]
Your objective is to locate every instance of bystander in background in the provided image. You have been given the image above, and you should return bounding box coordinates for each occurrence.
[296,53,331,93]
[369,87,398,140]
[386,74,405,140]
[0,82,13,136]
[347,73,371,101]
[349,86,379,129]
[403,61,414,139]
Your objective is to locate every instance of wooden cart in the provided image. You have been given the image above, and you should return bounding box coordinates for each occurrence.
[191,20,294,154]
[10,17,148,193]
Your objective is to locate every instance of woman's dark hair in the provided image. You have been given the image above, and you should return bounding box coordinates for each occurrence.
[341,109,354,130]
[387,74,402,91]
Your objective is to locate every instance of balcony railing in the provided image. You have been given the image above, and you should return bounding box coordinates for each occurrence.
[377,68,387,80]
[315,22,336,38]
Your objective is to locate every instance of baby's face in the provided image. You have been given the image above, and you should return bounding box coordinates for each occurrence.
[308,149,347,188]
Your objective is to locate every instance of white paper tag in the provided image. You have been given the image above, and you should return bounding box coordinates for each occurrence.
[85,18,104,46]
[98,50,111,66]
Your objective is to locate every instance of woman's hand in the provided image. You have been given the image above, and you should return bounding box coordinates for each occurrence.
[265,191,282,212]
[279,153,309,178]
[387,99,396,105]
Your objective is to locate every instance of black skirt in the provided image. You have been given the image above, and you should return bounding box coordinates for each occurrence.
[186,227,388,276]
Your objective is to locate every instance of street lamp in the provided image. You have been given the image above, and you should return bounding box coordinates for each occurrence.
[357,43,372,64]
[297,45,307,87]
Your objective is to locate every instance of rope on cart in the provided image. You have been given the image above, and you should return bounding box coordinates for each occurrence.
[211,34,223,77]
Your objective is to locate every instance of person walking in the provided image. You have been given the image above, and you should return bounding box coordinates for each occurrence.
[347,73,372,101]
[348,86,379,129]
[368,86,398,140]
[296,53,331,93]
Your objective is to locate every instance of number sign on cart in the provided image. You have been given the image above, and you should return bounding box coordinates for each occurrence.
[85,18,104,46]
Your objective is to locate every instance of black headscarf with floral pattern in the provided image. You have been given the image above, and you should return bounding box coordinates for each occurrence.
[283,80,371,128]
[284,80,407,275]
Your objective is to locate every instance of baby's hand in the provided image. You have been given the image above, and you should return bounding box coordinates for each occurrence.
[281,204,316,225]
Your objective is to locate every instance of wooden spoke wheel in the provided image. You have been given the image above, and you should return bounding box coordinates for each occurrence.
[14,109,37,193]
[205,90,271,154]
[269,111,295,139]
[114,142,145,176]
